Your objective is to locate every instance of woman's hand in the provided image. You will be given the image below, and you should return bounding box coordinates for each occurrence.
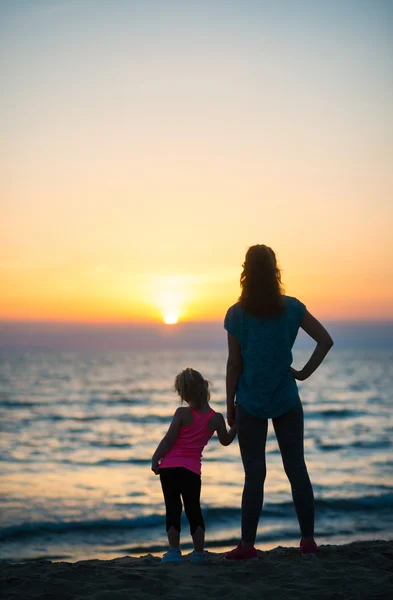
[151,459,160,475]
[290,367,306,381]
[227,402,236,427]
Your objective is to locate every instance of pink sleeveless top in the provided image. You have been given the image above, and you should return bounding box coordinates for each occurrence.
[159,408,215,475]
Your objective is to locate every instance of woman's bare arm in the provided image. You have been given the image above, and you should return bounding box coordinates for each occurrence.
[226,333,242,426]
[291,310,334,381]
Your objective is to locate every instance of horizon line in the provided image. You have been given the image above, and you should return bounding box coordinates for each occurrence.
[1,318,393,326]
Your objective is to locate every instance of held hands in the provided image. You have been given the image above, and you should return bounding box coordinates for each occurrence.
[230,423,238,436]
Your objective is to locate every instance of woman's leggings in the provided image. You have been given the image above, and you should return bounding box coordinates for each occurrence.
[237,401,314,545]
[160,467,205,535]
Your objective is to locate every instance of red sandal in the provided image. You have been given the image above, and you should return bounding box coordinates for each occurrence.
[224,541,258,560]
[300,539,319,554]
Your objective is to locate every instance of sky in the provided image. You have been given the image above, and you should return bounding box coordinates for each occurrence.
[1,0,393,324]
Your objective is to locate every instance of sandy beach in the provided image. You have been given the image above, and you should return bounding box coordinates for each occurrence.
[1,540,392,600]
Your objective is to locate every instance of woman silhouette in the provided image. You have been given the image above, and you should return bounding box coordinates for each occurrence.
[224,245,333,560]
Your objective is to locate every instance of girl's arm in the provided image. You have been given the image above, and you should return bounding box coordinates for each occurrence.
[214,413,237,446]
[151,408,183,474]
[291,310,334,381]
[226,333,242,427]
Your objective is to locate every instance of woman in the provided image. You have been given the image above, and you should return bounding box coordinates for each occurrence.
[224,244,333,560]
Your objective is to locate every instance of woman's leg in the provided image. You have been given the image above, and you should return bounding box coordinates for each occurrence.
[180,468,205,552]
[237,404,268,547]
[272,401,315,540]
[160,468,182,548]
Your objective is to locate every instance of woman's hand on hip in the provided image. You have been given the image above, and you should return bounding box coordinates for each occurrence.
[290,367,306,381]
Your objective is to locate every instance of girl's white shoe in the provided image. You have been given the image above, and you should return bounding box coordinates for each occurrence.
[161,548,182,563]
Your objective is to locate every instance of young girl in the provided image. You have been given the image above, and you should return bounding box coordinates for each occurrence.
[151,367,237,563]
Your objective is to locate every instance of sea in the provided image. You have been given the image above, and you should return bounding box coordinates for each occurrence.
[1,342,393,562]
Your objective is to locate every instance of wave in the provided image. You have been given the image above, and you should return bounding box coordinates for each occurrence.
[307,409,368,419]
[0,515,166,541]
[89,442,133,449]
[314,494,393,511]
[1,397,170,410]
[2,494,393,542]
[2,413,172,424]
[89,394,168,405]
[0,455,238,466]
[0,400,50,409]
[317,439,391,451]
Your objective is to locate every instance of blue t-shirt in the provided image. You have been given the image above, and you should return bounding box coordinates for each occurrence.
[224,296,306,419]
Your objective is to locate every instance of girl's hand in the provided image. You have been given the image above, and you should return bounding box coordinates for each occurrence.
[290,367,306,381]
[229,423,237,437]
[227,403,236,427]
[151,459,160,475]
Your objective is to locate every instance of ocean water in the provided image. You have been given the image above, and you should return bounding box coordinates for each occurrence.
[0,348,392,562]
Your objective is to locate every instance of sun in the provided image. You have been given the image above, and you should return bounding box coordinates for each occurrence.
[163,313,179,325]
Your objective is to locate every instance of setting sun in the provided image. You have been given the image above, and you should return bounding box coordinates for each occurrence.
[163,313,179,325]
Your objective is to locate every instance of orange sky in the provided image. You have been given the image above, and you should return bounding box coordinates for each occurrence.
[1,1,393,324]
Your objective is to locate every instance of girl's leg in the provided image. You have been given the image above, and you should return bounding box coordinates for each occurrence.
[180,468,205,552]
[272,400,315,541]
[191,527,205,553]
[167,526,180,549]
[160,468,182,548]
[237,404,268,547]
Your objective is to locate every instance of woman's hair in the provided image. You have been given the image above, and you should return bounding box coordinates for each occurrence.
[174,368,210,407]
[239,244,285,318]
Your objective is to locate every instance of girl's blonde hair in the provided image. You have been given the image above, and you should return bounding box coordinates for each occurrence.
[174,368,210,407]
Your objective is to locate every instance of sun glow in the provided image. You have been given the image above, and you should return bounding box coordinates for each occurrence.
[163,313,179,325]
[154,275,189,325]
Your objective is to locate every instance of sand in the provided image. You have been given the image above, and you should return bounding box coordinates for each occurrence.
[1,540,392,600]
